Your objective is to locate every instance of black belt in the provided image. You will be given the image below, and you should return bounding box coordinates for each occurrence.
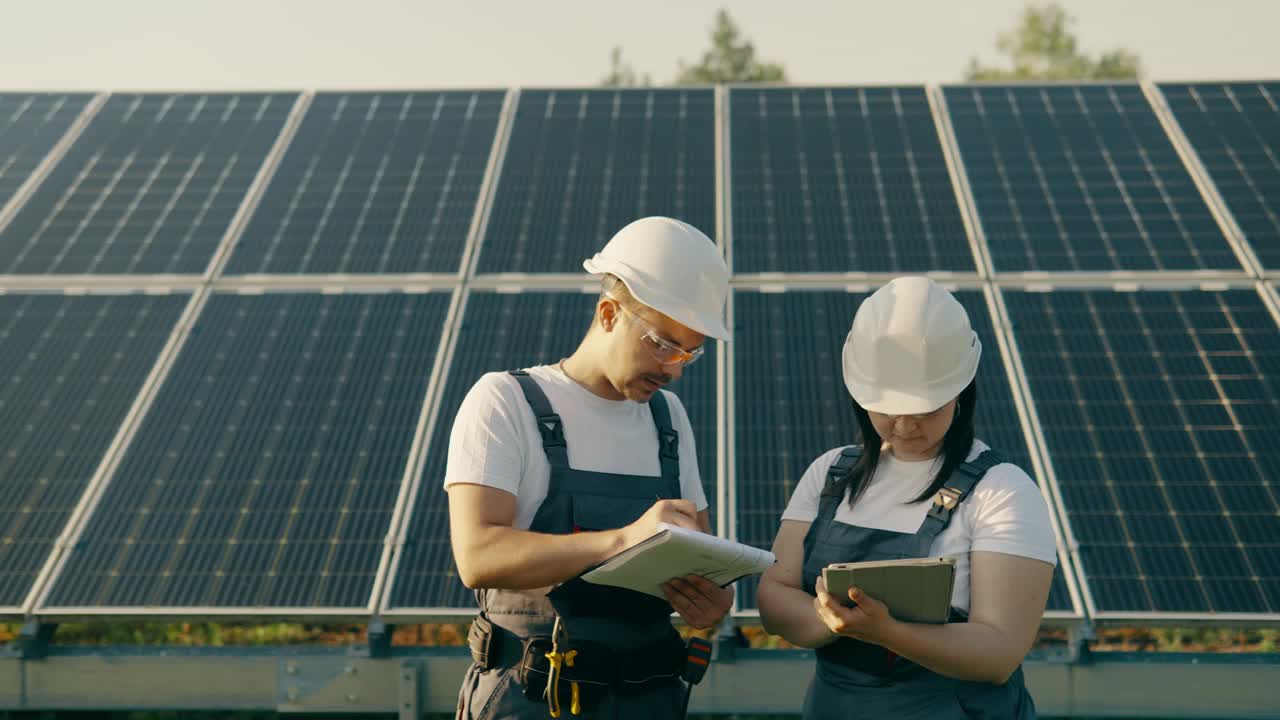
[468,615,685,691]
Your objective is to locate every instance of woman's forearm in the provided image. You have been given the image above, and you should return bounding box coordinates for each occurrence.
[756,577,837,649]
[881,617,1026,684]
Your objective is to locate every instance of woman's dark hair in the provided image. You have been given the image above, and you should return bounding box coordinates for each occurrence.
[841,380,979,507]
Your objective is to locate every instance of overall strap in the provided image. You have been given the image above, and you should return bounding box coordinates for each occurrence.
[509,370,568,469]
[911,449,1005,554]
[646,390,681,492]
[816,446,862,525]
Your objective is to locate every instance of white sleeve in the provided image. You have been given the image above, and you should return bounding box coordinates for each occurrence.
[780,448,847,524]
[966,464,1059,565]
[443,372,528,497]
[663,391,709,512]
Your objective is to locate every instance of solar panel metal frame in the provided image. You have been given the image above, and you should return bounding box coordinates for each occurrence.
[29,284,457,621]
[939,82,1252,283]
[714,86,731,540]
[723,280,1086,625]
[0,94,105,242]
[726,84,985,281]
[996,280,1280,628]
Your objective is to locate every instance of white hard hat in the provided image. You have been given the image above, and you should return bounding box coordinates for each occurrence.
[842,277,981,415]
[583,217,731,340]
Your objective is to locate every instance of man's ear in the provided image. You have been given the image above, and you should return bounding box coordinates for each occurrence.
[598,298,620,332]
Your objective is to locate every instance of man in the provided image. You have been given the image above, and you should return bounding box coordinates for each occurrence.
[448,216,734,719]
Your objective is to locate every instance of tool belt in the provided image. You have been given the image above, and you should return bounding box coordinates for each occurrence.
[469,615,686,714]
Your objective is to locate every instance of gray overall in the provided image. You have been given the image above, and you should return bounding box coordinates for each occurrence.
[457,370,690,720]
[800,447,1038,720]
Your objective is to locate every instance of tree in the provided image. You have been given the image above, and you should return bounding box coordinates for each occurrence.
[600,46,650,87]
[674,8,786,85]
[966,3,1141,81]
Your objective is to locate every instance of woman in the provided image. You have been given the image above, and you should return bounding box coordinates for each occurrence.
[757,277,1057,719]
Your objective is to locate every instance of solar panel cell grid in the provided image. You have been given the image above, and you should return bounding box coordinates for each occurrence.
[0,293,188,608]
[1161,82,1280,270]
[477,89,716,274]
[0,94,92,211]
[0,93,294,275]
[226,91,503,275]
[1006,288,1280,614]
[945,84,1241,272]
[731,87,974,273]
[41,292,450,611]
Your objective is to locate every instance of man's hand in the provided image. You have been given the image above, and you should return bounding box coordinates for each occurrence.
[663,575,734,629]
[618,499,700,549]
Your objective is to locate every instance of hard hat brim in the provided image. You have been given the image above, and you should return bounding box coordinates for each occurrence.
[584,257,732,341]
[842,336,981,415]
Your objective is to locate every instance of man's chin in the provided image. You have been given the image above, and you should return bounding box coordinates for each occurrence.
[624,383,658,403]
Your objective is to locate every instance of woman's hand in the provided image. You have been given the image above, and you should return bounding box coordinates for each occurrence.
[813,575,899,646]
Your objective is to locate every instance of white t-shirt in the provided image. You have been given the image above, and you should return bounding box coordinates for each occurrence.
[781,440,1057,614]
[444,364,707,530]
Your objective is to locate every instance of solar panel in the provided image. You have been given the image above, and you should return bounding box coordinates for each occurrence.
[1005,288,1280,615]
[385,289,717,611]
[1161,82,1280,271]
[39,291,450,613]
[476,89,716,274]
[0,293,188,611]
[945,85,1241,273]
[731,288,1071,612]
[225,91,504,275]
[0,94,92,210]
[0,93,295,275]
[730,87,975,273]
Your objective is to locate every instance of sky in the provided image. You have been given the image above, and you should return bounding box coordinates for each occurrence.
[3,0,1278,90]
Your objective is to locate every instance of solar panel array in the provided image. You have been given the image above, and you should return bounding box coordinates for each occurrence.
[3,83,1278,629]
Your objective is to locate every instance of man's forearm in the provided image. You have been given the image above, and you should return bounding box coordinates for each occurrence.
[455,524,629,590]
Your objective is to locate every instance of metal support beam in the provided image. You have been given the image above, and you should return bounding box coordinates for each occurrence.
[3,646,1278,717]
[398,660,422,720]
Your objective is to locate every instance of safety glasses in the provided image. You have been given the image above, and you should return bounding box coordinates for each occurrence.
[610,299,705,367]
